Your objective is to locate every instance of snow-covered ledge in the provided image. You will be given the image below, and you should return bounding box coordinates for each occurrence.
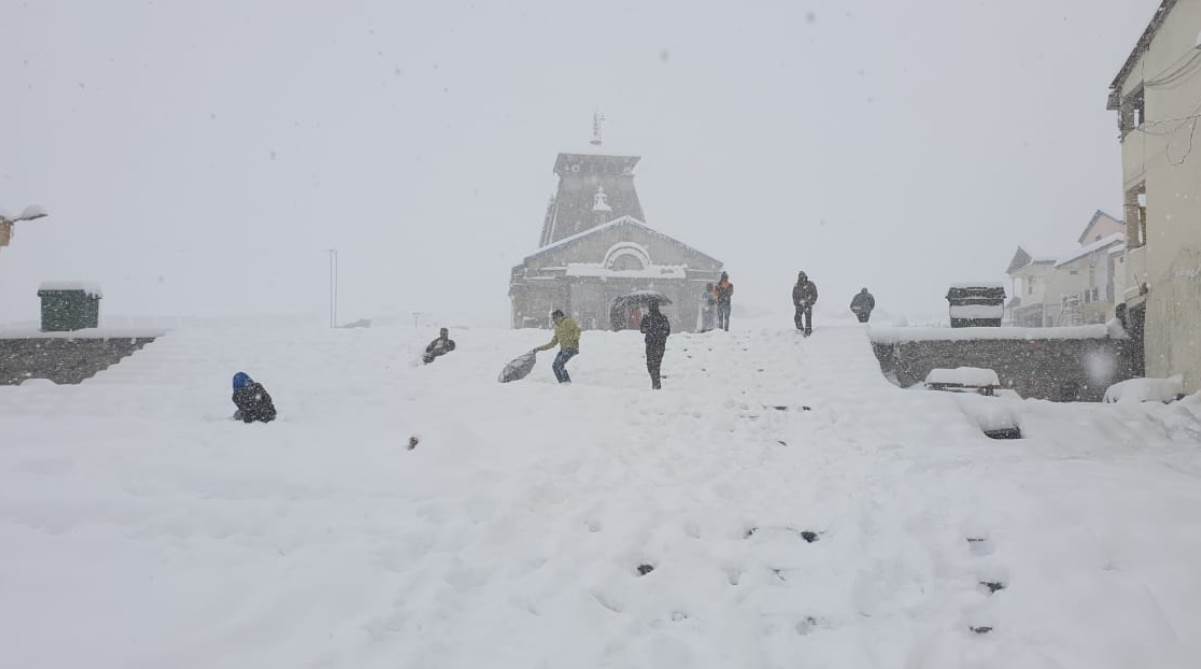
[870,322,1136,402]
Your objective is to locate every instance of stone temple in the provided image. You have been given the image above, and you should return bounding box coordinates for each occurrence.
[509,145,724,332]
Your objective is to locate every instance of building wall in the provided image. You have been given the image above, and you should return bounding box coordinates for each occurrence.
[873,336,1137,402]
[1054,250,1120,325]
[1117,0,1201,390]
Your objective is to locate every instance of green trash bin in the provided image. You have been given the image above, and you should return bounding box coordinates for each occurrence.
[37,282,102,332]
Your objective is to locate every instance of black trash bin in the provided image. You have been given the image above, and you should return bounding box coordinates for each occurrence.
[38,283,102,332]
[946,284,1005,328]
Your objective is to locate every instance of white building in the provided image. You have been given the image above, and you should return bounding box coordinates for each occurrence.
[1109,0,1201,390]
[1005,211,1126,327]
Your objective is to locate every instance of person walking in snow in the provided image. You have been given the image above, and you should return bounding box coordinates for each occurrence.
[700,282,717,332]
[792,271,818,336]
[640,299,671,389]
[534,309,581,384]
[850,288,875,324]
[231,371,277,423]
[422,327,457,364]
[715,272,734,331]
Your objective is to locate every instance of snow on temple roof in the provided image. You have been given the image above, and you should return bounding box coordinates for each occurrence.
[525,215,721,266]
[565,263,686,279]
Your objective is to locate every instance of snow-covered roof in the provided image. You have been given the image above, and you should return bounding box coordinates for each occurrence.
[1055,233,1125,268]
[524,215,722,267]
[37,281,103,297]
[949,281,1005,289]
[1109,0,1181,107]
[553,151,640,174]
[1077,210,1124,245]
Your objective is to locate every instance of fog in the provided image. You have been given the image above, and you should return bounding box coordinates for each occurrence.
[0,0,1154,326]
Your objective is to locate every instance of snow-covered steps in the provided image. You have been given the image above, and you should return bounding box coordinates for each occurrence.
[2,319,1201,668]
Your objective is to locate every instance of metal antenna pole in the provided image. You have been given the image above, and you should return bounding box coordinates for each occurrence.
[326,249,338,328]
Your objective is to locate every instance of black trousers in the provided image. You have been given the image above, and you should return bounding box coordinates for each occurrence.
[717,302,732,331]
[794,305,813,332]
[856,311,870,323]
[646,343,665,389]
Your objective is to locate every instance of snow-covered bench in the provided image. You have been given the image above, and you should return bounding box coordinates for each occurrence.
[924,367,1001,397]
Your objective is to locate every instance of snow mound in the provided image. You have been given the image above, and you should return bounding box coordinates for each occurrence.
[1103,376,1184,404]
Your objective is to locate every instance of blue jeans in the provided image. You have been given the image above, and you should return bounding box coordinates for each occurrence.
[553,349,578,383]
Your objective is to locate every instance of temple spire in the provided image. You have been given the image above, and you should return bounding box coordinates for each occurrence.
[590,111,606,147]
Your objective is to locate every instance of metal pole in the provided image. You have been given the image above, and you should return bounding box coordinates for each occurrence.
[333,249,339,328]
[326,249,337,328]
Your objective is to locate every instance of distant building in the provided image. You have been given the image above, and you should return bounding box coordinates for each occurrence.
[1005,247,1058,326]
[1108,0,1201,390]
[1005,211,1125,327]
[509,144,723,331]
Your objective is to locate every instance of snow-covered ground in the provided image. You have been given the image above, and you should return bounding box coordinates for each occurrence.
[2,314,1201,668]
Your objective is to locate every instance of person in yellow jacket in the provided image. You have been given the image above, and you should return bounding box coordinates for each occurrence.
[534,309,581,383]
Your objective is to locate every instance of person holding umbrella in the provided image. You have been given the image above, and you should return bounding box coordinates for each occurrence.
[640,299,671,390]
[534,309,581,384]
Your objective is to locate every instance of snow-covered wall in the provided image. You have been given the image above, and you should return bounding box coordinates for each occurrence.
[0,336,157,385]
[872,329,1137,402]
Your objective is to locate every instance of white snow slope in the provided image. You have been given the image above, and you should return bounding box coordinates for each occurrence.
[2,317,1201,668]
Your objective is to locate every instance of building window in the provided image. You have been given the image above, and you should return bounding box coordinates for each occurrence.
[1120,86,1145,138]
[1125,182,1147,247]
[609,254,644,271]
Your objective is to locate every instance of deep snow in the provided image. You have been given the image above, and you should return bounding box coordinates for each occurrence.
[2,315,1200,668]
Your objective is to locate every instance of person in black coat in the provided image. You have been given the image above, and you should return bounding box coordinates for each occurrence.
[422,327,457,364]
[850,288,876,323]
[232,371,276,423]
[640,300,671,390]
[792,271,819,335]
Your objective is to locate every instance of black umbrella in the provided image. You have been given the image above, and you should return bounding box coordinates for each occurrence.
[612,291,673,310]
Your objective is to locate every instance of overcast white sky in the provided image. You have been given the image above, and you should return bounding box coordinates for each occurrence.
[0,0,1156,325]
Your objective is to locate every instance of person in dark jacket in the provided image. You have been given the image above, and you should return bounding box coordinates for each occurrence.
[850,288,876,323]
[422,327,457,364]
[640,300,671,389]
[792,271,819,335]
[232,371,277,423]
[715,272,734,331]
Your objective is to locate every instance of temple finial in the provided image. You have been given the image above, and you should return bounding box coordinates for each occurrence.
[590,111,606,147]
